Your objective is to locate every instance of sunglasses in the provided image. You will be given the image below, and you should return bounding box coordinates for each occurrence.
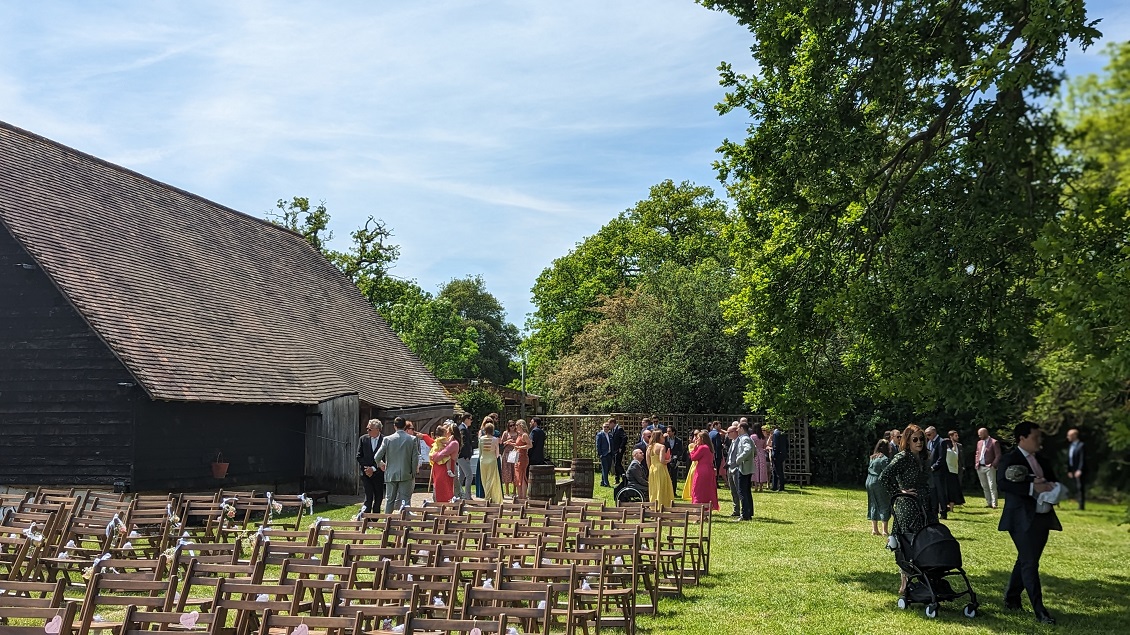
[910,436,924,442]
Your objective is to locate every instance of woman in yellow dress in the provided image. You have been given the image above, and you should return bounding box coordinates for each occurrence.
[478,419,504,504]
[682,430,699,501]
[648,428,675,508]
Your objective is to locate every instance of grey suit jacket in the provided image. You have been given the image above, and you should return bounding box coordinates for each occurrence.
[728,434,755,475]
[374,430,420,482]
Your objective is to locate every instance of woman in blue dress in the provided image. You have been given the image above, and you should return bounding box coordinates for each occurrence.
[865,439,892,535]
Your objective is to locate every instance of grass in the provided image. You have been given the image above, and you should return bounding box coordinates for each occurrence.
[626,485,1130,635]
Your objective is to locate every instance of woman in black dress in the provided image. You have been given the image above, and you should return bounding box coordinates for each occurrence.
[879,423,931,596]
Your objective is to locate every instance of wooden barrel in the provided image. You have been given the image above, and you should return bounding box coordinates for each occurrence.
[528,465,556,501]
[571,458,595,499]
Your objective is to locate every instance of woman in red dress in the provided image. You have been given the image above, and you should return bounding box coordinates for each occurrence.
[430,422,460,502]
[689,430,720,511]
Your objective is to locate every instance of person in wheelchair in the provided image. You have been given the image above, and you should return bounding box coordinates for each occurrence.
[615,448,650,503]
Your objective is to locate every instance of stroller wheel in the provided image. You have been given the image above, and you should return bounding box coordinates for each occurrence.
[897,597,909,610]
[963,604,977,618]
[925,603,938,619]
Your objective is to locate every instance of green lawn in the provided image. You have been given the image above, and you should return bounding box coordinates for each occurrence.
[633,486,1130,635]
[303,485,1129,634]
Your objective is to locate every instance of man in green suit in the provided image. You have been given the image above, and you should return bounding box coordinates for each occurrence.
[374,416,421,513]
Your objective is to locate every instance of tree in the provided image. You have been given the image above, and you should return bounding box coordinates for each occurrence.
[438,275,521,385]
[527,180,731,402]
[454,387,505,423]
[700,0,1100,422]
[546,261,747,413]
[1030,42,1130,470]
[265,198,478,379]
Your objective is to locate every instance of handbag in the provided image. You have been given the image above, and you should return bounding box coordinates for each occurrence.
[506,449,520,464]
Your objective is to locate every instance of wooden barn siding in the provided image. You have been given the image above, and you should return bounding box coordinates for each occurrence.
[133,400,306,491]
[0,224,135,486]
[305,394,359,494]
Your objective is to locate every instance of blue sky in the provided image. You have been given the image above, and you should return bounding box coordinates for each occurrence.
[2,1,1126,328]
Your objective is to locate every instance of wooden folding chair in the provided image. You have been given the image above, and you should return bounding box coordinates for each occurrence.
[329,585,417,632]
[460,582,551,635]
[74,572,178,635]
[257,606,356,635]
[0,578,78,635]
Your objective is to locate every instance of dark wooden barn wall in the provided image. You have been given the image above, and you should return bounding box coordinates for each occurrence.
[133,400,306,491]
[0,224,135,486]
[304,394,359,495]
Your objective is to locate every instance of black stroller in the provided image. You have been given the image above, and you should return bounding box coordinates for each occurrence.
[888,492,979,619]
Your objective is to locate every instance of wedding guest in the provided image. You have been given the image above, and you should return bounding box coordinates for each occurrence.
[596,420,614,487]
[500,420,518,497]
[456,413,475,500]
[879,424,931,597]
[945,430,966,513]
[647,428,675,509]
[478,420,504,503]
[1066,428,1085,510]
[751,423,769,492]
[373,416,420,513]
[356,419,386,513]
[866,439,892,535]
[610,418,628,484]
[924,425,948,520]
[689,430,719,511]
[625,448,649,498]
[512,420,531,500]
[770,425,789,492]
[429,422,460,503]
[682,430,700,501]
[975,428,1001,508]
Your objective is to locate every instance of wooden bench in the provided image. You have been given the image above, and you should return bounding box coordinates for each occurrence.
[552,479,575,505]
[306,490,331,505]
[784,472,812,487]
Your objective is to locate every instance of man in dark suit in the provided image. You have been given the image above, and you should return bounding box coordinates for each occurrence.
[1066,428,1085,510]
[455,413,475,500]
[356,419,386,513]
[709,421,725,477]
[770,425,789,492]
[998,421,1062,625]
[596,419,614,487]
[924,426,948,520]
[624,448,649,498]
[527,417,547,480]
[610,419,628,484]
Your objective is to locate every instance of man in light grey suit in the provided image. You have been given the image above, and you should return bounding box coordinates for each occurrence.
[727,422,755,519]
[373,416,420,513]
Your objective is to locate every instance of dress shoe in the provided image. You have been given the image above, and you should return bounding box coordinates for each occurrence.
[1034,609,1056,625]
[730,512,741,518]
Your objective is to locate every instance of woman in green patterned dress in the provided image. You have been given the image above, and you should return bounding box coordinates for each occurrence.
[879,423,931,596]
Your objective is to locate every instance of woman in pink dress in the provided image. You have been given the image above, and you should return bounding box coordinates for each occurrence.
[752,423,769,492]
[430,422,460,502]
[689,430,719,511]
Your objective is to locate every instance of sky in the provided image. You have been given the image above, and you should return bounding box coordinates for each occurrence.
[1,1,1127,329]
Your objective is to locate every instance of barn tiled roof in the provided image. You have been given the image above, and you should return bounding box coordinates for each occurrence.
[0,121,453,409]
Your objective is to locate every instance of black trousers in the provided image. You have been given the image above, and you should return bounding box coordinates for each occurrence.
[614,448,626,480]
[1073,474,1086,510]
[739,472,754,520]
[771,458,786,491]
[360,470,385,514]
[930,471,948,519]
[1006,524,1051,612]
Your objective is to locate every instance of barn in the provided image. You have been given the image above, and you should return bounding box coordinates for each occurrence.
[0,121,454,493]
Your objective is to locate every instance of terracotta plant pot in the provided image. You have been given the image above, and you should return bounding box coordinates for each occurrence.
[211,457,229,479]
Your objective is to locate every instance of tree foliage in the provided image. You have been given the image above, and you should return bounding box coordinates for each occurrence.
[527,180,731,404]
[1030,42,1130,458]
[439,275,521,386]
[545,260,747,414]
[454,386,505,423]
[700,0,1100,423]
[265,198,508,380]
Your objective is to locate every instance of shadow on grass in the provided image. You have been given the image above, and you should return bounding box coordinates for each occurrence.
[836,567,1130,629]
